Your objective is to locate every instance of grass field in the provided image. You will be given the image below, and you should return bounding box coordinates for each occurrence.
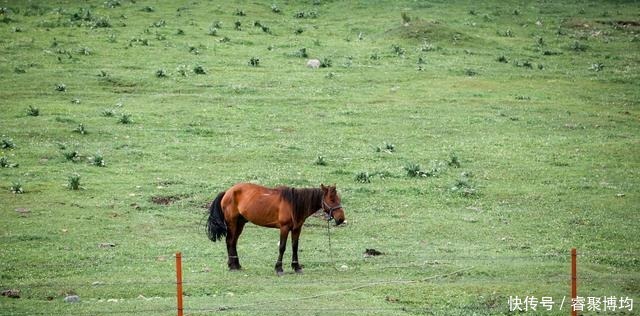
[1,0,639,315]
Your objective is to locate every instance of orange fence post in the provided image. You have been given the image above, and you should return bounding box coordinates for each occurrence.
[571,248,577,316]
[176,252,184,316]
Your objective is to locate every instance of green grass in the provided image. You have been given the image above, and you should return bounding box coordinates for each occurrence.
[1,0,639,315]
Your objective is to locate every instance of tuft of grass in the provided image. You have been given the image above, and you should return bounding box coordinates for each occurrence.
[448,152,461,168]
[451,175,477,197]
[271,4,281,13]
[319,57,332,68]
[176,65,189,77]
[570,41,588,52]
[155,68,168,78]
[67,173,81,190]
[589,63,604,72]
[391,44,405,56]
[355,172,371,183]
[63,150,80,162]
[90,153,105,167]
[248,57,260,67]
[26,105,39,116]
[496,55,508,63]
[55,83,67,92]
[0,156,18,168]
[234,8,246,16]
[401,12,411,24]
[404,163,423,177]
[10,181,24,194]
[1,137,16,149]
[72,123,88,135]
[193,65,207,74]
[101,108,115,117]
[314,155,327,166]
[464,68,478,76]
[118,113,132,124]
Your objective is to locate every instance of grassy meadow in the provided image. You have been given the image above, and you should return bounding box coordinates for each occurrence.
[1,0,639,315]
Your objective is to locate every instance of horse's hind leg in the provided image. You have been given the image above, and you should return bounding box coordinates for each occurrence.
[226,216,246,270]
[291,227,303,273]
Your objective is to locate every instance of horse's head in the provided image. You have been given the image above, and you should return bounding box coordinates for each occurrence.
[320,184,345,225]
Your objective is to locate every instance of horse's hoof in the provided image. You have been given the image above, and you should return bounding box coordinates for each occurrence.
[276,270,284,277]
[294,269,304,274]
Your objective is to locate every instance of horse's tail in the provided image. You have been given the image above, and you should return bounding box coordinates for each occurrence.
[206,191,227,242]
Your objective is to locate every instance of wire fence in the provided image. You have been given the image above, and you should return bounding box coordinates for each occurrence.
[1,250,637,315]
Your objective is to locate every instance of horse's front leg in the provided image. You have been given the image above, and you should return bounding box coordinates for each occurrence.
[275,226,289,276]
[291,227,303,273]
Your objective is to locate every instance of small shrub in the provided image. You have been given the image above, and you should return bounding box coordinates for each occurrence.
[10,181,24,194]
[77,46,91,55]
[498,29,514,37]
[193,65,207,74]
[90,153,105,167]
[319,58,332,68]
[589,63,604,72]
[68,173,81,190]
[404,163,422,177]
[295,48,308,58]
[314,155,327,166]
[1,138,16,149]
[451,177,477,197]
[355,172,371,183]
[151,19,166,27]
[63,150,80,162]
[73,123,87,135]
[570,41,587,52]
[118,113,132,124]
[27,105,39,116]
[92,17,111,28]
[176,65,188,77]
[420,41,435,52]
[392,44,405,56]
[155,68,168,78]
[401,12,411,24]
[248,57,260,67]
[101,108,115,117]
[0,156,18,168]
[448,152,461,168]
[55,83,67,92]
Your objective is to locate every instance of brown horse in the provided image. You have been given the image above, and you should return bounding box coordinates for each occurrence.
[206,183,345,276]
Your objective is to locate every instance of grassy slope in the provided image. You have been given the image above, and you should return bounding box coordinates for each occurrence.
[0,0,638,315]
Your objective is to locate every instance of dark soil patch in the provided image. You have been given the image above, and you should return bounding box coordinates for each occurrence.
[151,195,183,205]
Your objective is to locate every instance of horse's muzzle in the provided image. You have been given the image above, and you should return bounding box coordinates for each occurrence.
[334,218,344,226]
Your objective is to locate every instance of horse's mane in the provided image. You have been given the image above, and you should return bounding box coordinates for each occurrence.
[277,186,323,225]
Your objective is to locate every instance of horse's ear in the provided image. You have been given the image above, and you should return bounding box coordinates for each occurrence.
[320,184,327,192]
